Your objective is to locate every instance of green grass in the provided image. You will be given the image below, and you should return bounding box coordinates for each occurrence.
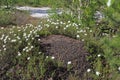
[0,9,14,26]
[0,0,66,7]
[0,0,120,79]
[0,19,120,79]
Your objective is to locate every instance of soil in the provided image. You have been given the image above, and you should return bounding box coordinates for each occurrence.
[39,35,91,79]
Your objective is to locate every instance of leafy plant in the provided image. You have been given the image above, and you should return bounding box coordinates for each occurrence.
[0,9,13,26]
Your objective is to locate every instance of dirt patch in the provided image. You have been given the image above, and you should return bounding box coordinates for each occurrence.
[39,35,90,79]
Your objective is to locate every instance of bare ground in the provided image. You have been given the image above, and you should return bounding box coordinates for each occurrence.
[39,35,91,79]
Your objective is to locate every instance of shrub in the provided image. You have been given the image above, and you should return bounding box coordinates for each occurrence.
[0,9,14,26]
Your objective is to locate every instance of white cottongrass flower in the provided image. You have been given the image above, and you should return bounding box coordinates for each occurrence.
[64,27,66,30]
[90,30,92,32]
[97,54,101,57]
[28,34,31,38]
[72,23,77,26]
[84,33,87,36]
[14,34,17,36]
[18,30,21,32]
[26,38,28,41]
[46,56,49,58]
[8,38,11,40]
[118,67,120,71]
[87,69,91,72]
[82,39,84,41]
[18,52,21,56]
[46,24,50,27]
[56,26,58,29]
[107,0,111,7]
[5,36,8,40]
[23,33,27,37]
[38,25,41,28]
[1,27,4,29]
[11,39,17,42]
[31,46,34,49]
[38,39,41,41]
[4,48,6,51]
[38,52,41,54]
[80,30,84,33]
[28,43,31,45]
[26,49,29,52]
[51,56,55,59]
[66,25,69,28]
[76,35,80,38]
[96,71,100,76]
[17,36,20,40]
[68,21,70,23]
[30,31,33,34]
[3,45,6,48]
[25,46,28,49]
[67,61,72,65]
[1,34,5,40]
[23,48,26,52]
[83,30,86,33]
[60,21,63,24]
[27,57,30,60]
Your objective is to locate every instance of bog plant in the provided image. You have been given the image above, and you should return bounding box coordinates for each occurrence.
[0,22,89,79]
[0,18,120,79]
[53,0,120,36]
[0,0,120,79]
[0,9,14,26]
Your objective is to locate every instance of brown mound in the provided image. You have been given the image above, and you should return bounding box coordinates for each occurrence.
[39,35,90,78]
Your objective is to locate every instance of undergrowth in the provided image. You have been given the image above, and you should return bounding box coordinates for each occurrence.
[0,0,120,80]
[0,19,120,79]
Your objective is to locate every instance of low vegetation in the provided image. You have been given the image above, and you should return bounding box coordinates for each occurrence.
[0,0,120,80]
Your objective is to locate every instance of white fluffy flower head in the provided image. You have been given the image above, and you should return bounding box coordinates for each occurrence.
[27,57,30,60]
[18,52,21,56]
[87,69,91,72]
[97,54,101,57]
[107,0,111,7]
[96,71,100,76]
[67,61,72,65]
[51,56,55,59]
[118,67,120,71]
[76,35,80,38]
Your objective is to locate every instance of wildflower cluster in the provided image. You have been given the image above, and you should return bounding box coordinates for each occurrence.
[0,18,120,80]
